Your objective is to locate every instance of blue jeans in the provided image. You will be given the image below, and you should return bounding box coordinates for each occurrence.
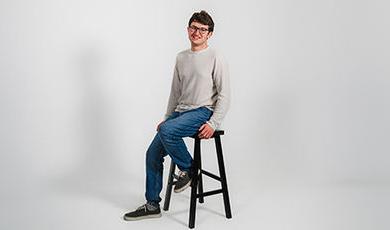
[145,106,213,206]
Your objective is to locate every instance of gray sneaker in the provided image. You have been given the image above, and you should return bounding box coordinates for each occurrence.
[174,171,192,193]
[123,203,161,221]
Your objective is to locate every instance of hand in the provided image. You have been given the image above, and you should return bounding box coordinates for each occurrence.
[198,123,214,139]
[156,121,164,131]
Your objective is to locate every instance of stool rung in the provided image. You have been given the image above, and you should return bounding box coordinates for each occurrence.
[200,169,221,181]
[196,189,223,198]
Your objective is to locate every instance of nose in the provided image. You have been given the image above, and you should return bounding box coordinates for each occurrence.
[192,33,202,39]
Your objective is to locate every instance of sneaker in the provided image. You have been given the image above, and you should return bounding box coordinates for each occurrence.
[174,170,192,193]
[123,203,162,221]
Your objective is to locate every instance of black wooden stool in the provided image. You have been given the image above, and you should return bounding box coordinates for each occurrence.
[163,130,232,228]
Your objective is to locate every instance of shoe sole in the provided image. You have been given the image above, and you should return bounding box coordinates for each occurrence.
[174,179,192,193]
[123,213,162,221]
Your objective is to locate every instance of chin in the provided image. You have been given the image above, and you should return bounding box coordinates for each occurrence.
[191,40,203,45]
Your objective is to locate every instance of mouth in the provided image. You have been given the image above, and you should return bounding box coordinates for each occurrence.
[191,36,201,40]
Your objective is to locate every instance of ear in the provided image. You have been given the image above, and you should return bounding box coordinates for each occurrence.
[207,31,213,39]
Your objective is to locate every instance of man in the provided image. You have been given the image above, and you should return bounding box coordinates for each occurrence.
[124,10,230,221]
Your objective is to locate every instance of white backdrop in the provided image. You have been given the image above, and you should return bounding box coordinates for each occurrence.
[1,0,389,230]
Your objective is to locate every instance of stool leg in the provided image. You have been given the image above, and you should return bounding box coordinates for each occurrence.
[189,137,200,228]
[197,138,204,203]
[214,135,232,219]
[163,161,176,211]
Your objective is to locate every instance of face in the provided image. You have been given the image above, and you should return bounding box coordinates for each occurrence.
[187,21,213,46]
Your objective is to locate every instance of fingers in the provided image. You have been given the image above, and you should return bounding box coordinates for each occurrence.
[203,132,212,139]
[198,127,214,139]
[198,124,206,138]
[205,130,213,138]
[156,121,164,131]
[198,130,205,138]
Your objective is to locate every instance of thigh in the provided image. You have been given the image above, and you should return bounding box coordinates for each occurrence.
[165,111,180,121]
[160,107,213,138]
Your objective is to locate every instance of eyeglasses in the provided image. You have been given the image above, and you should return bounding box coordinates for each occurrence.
[188,25,209,35]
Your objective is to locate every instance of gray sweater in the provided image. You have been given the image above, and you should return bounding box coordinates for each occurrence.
[164,46,230,130]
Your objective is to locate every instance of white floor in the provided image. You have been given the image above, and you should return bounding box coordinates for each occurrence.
[2,168,389,230]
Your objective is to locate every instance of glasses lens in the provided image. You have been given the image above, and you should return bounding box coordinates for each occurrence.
[189,26,208,34]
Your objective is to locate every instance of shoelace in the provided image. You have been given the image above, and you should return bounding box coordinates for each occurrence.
[137,203,157,211]
[178,170,187,178]
[136,204,147,211]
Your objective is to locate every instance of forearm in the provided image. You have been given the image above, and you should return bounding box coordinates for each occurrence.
[207,91,230,130]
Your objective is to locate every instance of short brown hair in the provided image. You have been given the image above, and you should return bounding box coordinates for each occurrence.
[188,10,214,32]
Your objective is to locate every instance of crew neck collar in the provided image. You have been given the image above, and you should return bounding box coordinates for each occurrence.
[189,46,210,54]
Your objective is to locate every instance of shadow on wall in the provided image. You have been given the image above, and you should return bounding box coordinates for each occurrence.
[49,43,140,210]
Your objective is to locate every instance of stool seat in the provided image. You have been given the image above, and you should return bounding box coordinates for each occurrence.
[190,130,224,138]
[163,129,232,228]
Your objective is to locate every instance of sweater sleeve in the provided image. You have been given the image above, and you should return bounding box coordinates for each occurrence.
[164,59,181,120]
[206,54,231,130]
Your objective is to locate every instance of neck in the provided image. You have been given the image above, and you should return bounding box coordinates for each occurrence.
[191,43,208,52]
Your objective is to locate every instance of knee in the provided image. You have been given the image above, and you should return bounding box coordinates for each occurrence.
[158,122,173,138]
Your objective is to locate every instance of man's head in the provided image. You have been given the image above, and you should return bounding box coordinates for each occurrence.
[187,10,214,47]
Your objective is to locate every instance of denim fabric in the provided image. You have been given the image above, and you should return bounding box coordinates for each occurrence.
[145,106,213,205]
